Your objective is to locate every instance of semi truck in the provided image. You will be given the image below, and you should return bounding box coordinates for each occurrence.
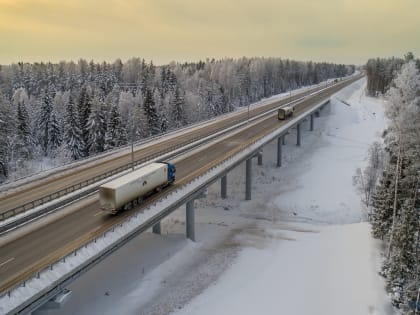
[99,162,176,214]
[278,106,294,120]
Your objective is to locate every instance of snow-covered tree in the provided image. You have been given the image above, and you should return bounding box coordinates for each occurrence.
[153,89,168,133]
[78,84,92,156]
[354,142,385,210]
[16,98,32,159]
[387,197,418,308]
[143,88,160,136]
[64,95,84,160]
[47,108,62,155]
[87,96,107,154]
[369,58,420,312]
[37,86,55,155]
[0,92,16,179]
[105,103,127,150]
[170,85,186,129]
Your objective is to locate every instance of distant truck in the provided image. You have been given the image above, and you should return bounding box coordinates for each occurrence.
[278,106,294,120]
[99,162,176,214]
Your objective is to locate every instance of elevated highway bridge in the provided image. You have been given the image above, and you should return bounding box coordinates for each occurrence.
[0,75,363,314]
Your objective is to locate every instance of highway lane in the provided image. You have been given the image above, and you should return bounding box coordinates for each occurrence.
[0,78,361,217]
[0,77,362,294]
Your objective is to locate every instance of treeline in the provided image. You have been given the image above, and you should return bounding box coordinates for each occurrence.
[368,59,420,313]
[0,57,354,181]
[366,52,420,96]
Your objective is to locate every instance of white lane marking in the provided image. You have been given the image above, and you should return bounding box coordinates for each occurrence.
[93,211,103,217]
[0,257,15,268]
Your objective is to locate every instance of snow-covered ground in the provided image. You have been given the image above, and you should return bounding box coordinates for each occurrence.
[46,78,394,315]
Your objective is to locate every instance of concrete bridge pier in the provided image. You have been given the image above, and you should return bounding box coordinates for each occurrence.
[245,158,252,200]
[282,134,286,145]
[277,136,282,167]
[257,150,263,166]
[221,175,227,199]
[186,200,195,241]
[296,123,301,146]
[152,222,161,235]
[185,190,207,242]
[310,113,314,131]
[315,110,320,117]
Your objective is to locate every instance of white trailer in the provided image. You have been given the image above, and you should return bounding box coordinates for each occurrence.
[278,106,294,120]
[99,162,172,214]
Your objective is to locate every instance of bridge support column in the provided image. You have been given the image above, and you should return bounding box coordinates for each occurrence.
[282,134,286,145]
[245,159,252,200]
[186,200,195,241]
[152,222,161,235]
[277,136,282,167]
[221,175,227,199]
[296,123,301,146]
[310,114,314,131]
[257,151,263,166]
[315,110,320,117]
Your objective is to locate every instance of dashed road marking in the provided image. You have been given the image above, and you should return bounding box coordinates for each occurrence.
[0,257,15,268]
[93,211,103,217]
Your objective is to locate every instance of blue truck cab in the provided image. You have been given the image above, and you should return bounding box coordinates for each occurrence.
[164,162,176,183]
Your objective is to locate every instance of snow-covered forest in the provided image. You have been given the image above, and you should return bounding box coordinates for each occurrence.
[365,52,420,96]
[364,56,420,313]
[0,57,353,182]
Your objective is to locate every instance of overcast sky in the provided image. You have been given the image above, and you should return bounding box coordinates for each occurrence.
[1,0,419,65]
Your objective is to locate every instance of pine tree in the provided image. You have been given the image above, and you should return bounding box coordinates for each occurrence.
[239,63,251,106]
[154,89,168,133]
[87,96,107,154]
[171,86,187,128]
[47,108,62,155]
[16,100,32,158]
[0,93,16,179]
[64,95,84,160]
[105,104,127,150]
[371,166,396,240]
[78,84,92,156]
[143,88,160,136]
[37,86,54,156]
[387,197,418,308]
[212,84,226,116]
